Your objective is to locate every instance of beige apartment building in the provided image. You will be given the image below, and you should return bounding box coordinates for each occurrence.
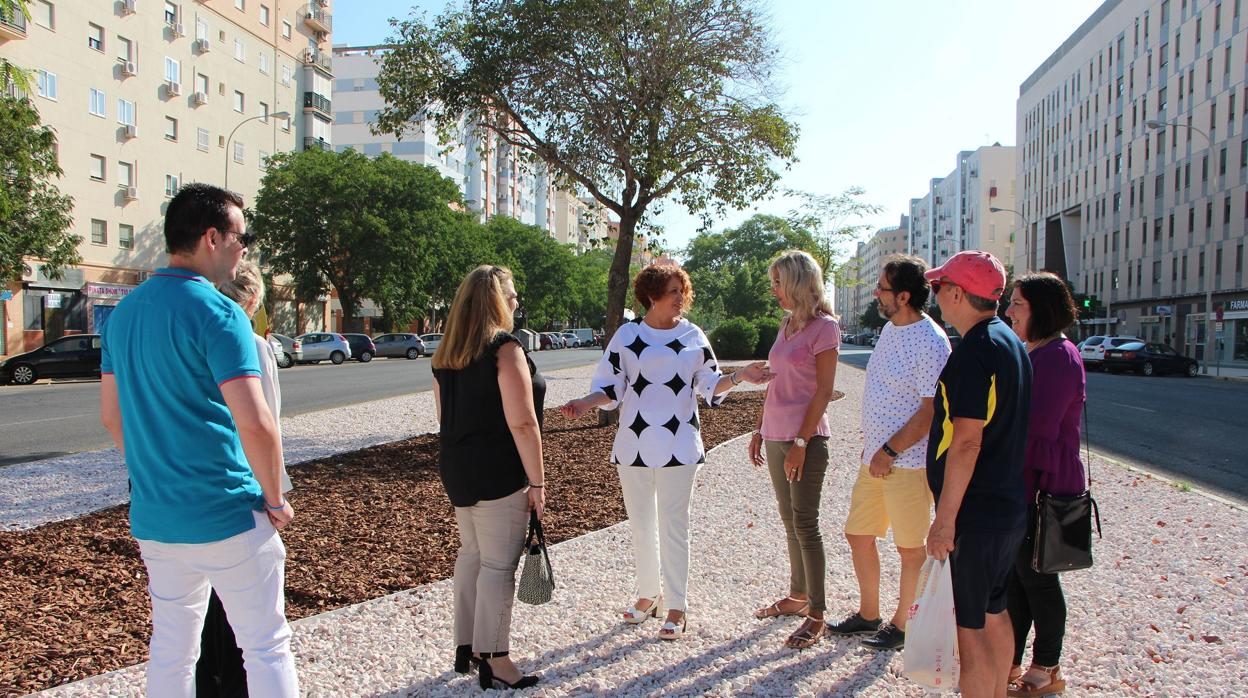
[1,0,334,358]
[1017,0,1248,365]
[837,217,909,332]
[907,144,1019,269]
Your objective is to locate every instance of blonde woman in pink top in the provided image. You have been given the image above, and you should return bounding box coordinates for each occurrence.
[749,250,842,649]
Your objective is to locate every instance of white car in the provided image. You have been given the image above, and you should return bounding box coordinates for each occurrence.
[419,333,444,354]
[1079,335,1142,368]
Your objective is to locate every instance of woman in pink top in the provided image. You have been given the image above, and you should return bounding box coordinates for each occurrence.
[749,250,842,649]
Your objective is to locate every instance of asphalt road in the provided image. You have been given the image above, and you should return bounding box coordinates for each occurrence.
[838,345,1248,504]
[0,347,601,466]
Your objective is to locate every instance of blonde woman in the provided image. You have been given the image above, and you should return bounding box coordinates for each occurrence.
[433,265,545,691]
[749,250,841,649]
[561,265,771,640]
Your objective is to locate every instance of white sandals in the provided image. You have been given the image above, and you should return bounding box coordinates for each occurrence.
[659,612,687,640]
[622,596,662,625]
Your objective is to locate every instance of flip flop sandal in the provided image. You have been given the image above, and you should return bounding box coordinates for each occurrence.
[754,596,811,619]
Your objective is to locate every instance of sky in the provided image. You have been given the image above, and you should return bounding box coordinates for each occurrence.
[332,0,1102,254]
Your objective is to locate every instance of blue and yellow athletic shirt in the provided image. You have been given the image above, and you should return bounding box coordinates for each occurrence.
[925,316,1032,533]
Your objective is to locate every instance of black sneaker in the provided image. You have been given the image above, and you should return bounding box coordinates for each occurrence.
[825,612,882,636]
[861,623,905,650]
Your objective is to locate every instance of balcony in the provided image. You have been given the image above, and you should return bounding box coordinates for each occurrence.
[303,91,332,117]
[303,136,331,151]
[302,48,333,74]
[0,5,27,40]
[301,5,331,34]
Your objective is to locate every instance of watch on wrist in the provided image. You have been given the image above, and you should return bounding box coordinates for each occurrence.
[881,442,899,458]
[793,436,808,448]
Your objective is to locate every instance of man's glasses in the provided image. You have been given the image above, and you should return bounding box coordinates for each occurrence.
[875,283,895,293]
[930,279,958,294]
[224,229,256,247]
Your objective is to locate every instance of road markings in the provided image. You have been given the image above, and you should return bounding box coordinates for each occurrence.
[1109,401,1155,412]
[1,413,95,427]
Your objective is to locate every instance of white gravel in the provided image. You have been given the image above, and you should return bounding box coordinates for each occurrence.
[28,363,1248,697]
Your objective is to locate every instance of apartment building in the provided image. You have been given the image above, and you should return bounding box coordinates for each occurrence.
[907,144,1019,269]
[331,44,564,237]
[1017,0,1248,365]
[838,216,909,331]
[550,190,611,251]
[1,0,335,357]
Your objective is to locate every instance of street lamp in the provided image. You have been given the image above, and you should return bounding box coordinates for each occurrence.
[1146,118,1214,374]
[989,206,1025,270]
[225,110,290,189]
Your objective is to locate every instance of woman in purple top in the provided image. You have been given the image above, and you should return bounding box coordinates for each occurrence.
[1002,272,1086,697]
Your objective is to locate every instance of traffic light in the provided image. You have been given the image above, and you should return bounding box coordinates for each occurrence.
[1082,296,1093,309]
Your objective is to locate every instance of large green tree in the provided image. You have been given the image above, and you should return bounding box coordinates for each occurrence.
[480,216,580,329]
[375,0,798,342]
[251,148,464,330]
[0,94,77,284]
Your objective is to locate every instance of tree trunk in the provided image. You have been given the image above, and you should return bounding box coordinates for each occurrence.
[598,212,637,428]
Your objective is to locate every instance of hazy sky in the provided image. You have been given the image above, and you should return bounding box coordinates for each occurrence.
[333,1,1100,253]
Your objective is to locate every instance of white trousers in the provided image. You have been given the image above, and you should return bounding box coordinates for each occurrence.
[135,510,299,697]
[616,463,701,611]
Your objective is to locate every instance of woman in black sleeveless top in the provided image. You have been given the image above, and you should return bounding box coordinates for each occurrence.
[432,265,546,691]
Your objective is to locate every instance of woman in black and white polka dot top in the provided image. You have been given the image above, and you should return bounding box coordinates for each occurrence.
[561,264,771,641]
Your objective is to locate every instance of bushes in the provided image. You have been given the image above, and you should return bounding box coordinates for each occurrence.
[710,317,758,359]
[752,317,779,358]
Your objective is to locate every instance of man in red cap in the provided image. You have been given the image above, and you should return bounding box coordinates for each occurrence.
[922,250,1032,698]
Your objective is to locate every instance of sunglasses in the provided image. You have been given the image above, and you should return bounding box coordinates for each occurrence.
[930,279,959,294]
[222,229,256,247]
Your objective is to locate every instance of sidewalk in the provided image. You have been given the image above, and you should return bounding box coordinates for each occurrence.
[33,365,1247,697]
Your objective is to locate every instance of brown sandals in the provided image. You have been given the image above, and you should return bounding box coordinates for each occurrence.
[784,617,826,649]
[753,596,811,620]
[1008,665,1066,697]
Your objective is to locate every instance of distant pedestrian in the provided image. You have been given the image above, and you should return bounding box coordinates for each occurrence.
[561,264,771,640]
[827,254,950,651]
[99,183,298,697]
[433,265,545,690]
[195,259,294,697]
[923,250,1032,698]
[1003,272,1086,697]
[749,250,841,649]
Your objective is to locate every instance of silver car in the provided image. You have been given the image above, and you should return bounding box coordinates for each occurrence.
[419,333,444,354]
[268,333,303,369]
[295,332,352,364]
[373,333,427,359]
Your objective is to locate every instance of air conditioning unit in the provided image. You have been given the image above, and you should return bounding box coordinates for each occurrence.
[303,48,316,63]
[123,186,139,201]
[170,22,185,37]
[192,91,207,106]
[123,124,138,139]
[166,80,182,96]
[195,38,210,53]
[121,61,137,77]
[121,0,136,16]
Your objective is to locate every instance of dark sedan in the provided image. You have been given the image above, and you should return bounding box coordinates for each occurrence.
[0,334,102,385]
[1102,341,1198,377]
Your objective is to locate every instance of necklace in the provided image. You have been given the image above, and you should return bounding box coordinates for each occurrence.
[1027,334,1061,352]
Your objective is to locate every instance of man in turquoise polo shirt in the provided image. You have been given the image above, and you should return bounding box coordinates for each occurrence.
[100,183,299,697]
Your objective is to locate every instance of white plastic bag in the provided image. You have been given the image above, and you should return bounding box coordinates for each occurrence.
[903,556,960,692]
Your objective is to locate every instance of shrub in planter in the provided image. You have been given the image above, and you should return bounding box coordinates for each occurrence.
[710,317,758,360]
[752,317,780,358]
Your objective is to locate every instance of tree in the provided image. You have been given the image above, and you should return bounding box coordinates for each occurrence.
[0,1,33,95]
[859,298,886,332]
[375,0,798,343]
[0,94,78,285]
[251,148,463,331]
[785,187,882,291]
[480,216,580,329]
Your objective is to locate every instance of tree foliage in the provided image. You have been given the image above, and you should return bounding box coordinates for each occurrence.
[785,187,882,292]
[0,1,33,95]
[859,298,886,331]
[375,0,798,341]
[0,94,78,284]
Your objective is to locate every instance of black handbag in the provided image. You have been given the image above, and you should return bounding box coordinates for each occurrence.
[517,510,555,605]
[1031,404,1102,574]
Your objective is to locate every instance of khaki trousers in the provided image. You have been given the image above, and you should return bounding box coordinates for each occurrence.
[453,487,529,653]
[765,437,830,613]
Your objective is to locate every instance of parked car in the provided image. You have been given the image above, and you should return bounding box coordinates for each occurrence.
[1079,335,1143,369]
[372,333,427,359]
[1102,341,1198,376]
[569,328,595,346]
[561,332,581,348]
[295,332,352,364]
[341,333,378,362]
[419,333,444,355]
[0,334,102,385]
[268,333,302,369]
[538,332,562,350]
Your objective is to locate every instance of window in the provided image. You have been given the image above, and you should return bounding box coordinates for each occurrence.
[165,174,180,197]
[280,65,291,86]
[259,53,269,74]
[195,73,208,95]
[164,115,178,140]
[197,127,210,151]
[89,88,106,117]
[260,4,270,25]
[91,219,108,245]
[196,18,208,41]
[1221,147,1228,175]
[118,161,133,187]
[89,154,106,181]
[281,20,291,39]
[117,98,135,125]
[235,0,245,9]
[119,224,134,250]
[117,36,132,62]
[164,1,178,25]
[234,142,245,164]
[88,23,104,51]
[164,57,180,84]
[33,0,53,29]
[35,69,57,100]
[233,90,244,113]
[258,149,270,169]
[234,39,245,62]
[260,101,269,122]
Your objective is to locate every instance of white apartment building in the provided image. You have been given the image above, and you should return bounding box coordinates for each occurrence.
[2,0,335,357]
[1017,0,1248,365]
[907,144,1019,269]
[838,217,909,331]
[331,44,564,237]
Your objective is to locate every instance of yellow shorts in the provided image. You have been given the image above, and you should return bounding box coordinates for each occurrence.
[843,464,933,549]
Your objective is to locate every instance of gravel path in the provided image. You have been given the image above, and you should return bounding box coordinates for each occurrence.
[30,364,1248,697]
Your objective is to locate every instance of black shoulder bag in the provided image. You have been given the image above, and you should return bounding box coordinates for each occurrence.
[1031,402,1103,574]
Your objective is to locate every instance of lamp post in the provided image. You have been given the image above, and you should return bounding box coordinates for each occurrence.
[989,206,1025,268]
[225,110,290,189]
[1146,118,1214,373]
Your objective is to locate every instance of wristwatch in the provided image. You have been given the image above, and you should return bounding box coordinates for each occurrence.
[793,436,808,448]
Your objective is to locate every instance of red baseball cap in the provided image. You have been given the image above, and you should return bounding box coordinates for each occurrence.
[924,250,1007,300]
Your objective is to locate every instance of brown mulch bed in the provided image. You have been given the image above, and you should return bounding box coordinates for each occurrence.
[0,392,765,696]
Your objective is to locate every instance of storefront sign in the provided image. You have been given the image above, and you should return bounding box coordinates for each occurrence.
[86,283,135,300]
[0,290,11,301]
[1155,305,1173,315]
[1228,299,1248,311]
[46,293,63,308]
